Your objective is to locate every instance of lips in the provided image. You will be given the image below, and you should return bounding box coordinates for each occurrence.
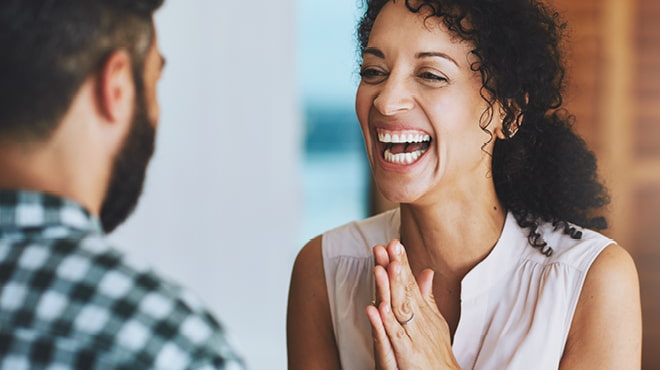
[377,128,431,165]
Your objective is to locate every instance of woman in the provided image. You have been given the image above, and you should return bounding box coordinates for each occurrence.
[287,0,642,368]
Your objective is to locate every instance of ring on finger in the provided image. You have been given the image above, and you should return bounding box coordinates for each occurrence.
[398,312,415,326]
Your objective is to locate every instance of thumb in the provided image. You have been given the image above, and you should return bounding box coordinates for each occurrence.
[416,268,435,302]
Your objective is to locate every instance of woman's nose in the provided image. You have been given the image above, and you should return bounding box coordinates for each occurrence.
[373,77,414,116]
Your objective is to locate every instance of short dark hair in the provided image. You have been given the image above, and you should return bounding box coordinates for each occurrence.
[358,0,610,255]
[0,0,164,141]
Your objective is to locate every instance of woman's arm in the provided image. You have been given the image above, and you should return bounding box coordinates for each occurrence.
[286,236,342,370]
[560,243,642,369]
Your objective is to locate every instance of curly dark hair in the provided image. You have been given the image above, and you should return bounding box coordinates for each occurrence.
[0,0,164,141]
[357,0,609,256]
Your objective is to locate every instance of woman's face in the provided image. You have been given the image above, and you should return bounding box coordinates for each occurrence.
[356,0,502,205]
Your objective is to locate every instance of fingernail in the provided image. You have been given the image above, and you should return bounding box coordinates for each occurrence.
[395,242,402,255]
[384,304,391,313]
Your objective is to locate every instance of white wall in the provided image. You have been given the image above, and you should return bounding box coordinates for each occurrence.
[109,1,301,369]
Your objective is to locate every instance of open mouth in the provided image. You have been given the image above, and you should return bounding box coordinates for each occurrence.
[377,129,432,165]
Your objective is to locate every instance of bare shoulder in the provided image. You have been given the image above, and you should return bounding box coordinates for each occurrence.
[560,243,642,369]
[577,243,639,300]
[287,236,341,370]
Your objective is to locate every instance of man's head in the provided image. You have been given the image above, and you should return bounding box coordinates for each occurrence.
[0,0,165,232]
[100,34,165,233]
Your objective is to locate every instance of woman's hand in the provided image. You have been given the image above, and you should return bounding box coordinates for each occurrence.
[366,240,461,370]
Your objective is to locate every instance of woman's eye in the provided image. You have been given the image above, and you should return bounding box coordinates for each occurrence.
[359,68,387,84]
[418,71,447,82]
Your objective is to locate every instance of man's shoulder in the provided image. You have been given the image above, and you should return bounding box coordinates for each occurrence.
[0,233,244,369]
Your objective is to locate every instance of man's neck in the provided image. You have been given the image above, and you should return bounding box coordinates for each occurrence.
[0,140,104,216]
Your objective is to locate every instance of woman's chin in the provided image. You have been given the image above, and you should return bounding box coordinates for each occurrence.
[376,183,424,205]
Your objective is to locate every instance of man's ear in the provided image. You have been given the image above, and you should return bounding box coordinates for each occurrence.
[96,50,135,123]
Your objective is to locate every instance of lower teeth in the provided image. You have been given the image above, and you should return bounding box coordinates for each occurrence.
[384,148,426,164]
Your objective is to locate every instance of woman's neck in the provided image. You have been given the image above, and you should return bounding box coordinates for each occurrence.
[399,194,506,281]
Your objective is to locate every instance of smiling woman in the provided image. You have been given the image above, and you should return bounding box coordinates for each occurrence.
[287,0,642,369]
[356,6,497,204]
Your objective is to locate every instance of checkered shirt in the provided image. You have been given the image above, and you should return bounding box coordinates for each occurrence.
[0,190,244,369]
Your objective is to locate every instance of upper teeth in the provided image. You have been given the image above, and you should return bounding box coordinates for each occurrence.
[378,133,431,143]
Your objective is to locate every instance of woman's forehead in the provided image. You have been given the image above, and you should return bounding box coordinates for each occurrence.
[367,1,473,57]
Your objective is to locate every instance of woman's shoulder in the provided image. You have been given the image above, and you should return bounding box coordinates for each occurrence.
[561,242,641,368]
[321,208,400,260]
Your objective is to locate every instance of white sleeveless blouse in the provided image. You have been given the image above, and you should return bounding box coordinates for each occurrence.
[322,209,613,370]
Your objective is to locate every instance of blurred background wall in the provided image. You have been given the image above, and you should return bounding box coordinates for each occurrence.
[546,0,660,368]
[296,0,369,246]
[105,0,659,368]
[109,1,301,369]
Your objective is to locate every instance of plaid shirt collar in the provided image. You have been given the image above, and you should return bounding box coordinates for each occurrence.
[0,189,246,369]
[0,190,102,234]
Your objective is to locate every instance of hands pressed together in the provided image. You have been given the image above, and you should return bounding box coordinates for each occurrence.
[366,240,461,370]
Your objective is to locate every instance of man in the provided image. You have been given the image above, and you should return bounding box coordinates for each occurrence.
[0,1,243,368]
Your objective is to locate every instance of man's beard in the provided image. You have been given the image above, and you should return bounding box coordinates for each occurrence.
[99,90,156,233]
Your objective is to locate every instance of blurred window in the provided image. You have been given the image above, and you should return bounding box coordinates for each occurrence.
[297,0,369,243]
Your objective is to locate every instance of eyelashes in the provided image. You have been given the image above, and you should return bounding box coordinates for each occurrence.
[417,71,447,82]
[359,67,449,86]
[359,68,388,84]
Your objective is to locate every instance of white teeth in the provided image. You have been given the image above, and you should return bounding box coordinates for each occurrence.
[383,148,427,165]
[378,132,431,144]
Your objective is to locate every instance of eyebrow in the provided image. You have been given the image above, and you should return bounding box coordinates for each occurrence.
[363,47,385,59]
[416,52,459,67]
[363,47,459,68]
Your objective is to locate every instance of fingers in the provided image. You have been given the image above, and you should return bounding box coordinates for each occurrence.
[379,301,413,360]
[388,261,416,323]
[366,305,398,370]
[373,244,390,267]
[374,265,392,307]
[375,240,437,326]
[385,239,406,265]
[385,241,420,323]
[373,244,391,308]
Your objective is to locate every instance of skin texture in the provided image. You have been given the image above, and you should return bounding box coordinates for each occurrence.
[287,0,641,368]
[287,236,342,370]
[559,244,642,369]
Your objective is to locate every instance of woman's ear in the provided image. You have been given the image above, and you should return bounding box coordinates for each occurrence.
[95,49,135,124]
[495,98,526,139]
[494,115,508,140]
